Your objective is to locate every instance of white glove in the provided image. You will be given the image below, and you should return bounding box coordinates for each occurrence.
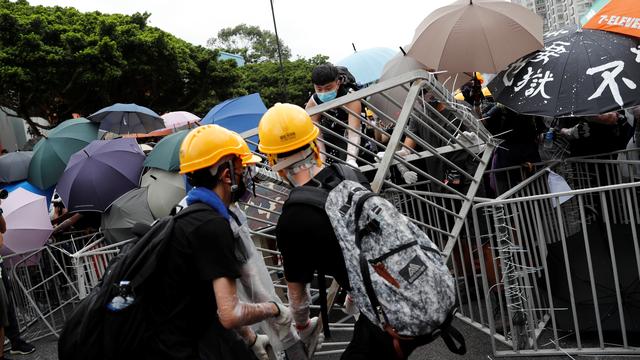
[271,303,293,340]
[346,158,358,168]
[455,131,485,154]
[396,163,418,184]
[342,294,358,315]
[298,317,324,354]
[376,151,386,162]
[561,122,590,139]
[250,334,270,360]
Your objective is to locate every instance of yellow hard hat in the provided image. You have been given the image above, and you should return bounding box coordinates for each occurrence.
[179,125,245,174]
[365,109,374,118]
[232,132,262,165]
[258,103,320,155]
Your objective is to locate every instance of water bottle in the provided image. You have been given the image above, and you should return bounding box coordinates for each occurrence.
[106,281,135,312]
[543,129,555,150]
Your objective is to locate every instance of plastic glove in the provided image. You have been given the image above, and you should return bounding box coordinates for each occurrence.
[298,317,324,354]
[250,334,270,360]
[375,151,386,162]
[561,122,590,139]
[271,303,293,340]
[342,294,358,315]
[455,131,485,154]
[396,163,418,184]
[346,158,358,168]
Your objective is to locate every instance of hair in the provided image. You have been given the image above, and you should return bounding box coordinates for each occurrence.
[186,162,231,188]
[311,63,339,86]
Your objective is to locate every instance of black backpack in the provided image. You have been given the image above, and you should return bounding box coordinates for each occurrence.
[58,203,210,360]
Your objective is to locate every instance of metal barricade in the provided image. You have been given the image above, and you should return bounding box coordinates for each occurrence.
[472,157,640,357]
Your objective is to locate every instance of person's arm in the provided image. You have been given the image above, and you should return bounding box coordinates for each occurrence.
[345,100,362,165]
[0,212,6,234]
[287,282,311,328]
[213,276,280,330]
[306,98,326,162]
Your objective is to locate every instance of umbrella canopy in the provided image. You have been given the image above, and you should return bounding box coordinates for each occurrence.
[0,151,32,183]
[56,138,145,212]
[88,103,164,135]
[581,0,611,25]
[101,187,155,244]
[161,111,200,129]
[143,129,189,172]
[407,0,543,74]
[336,47,397,86]
[200,93,266,149]
[28,118,99,190]
[1,187,52,254]
[488,28,640,117]
[141,168,186,218]
[583,0,640,39]
[1,181,54,208]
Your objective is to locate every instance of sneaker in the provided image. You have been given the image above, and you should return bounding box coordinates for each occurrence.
[9,339,35,355]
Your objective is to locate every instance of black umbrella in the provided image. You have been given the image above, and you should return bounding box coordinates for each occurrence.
[488,28,640,117]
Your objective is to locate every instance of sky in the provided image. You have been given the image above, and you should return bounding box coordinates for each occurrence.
[26,0,453,63]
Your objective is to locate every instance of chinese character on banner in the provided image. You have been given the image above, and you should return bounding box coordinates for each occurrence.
[514,67,554,99]
[586,61,637,107]
[544,29,569,38]
[631,46,640,63]
[502,57,528,87]
[530,41,571,65]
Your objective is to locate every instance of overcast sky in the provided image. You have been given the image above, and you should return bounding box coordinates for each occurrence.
[27,0,454,62]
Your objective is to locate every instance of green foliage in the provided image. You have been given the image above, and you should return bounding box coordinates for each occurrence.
[0,0,243,132]
[207,24,291,64]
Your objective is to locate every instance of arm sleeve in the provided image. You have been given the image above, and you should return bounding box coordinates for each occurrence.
[275,205,318,284]
[190,216,242,281]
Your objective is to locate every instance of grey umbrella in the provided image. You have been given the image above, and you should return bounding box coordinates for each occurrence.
[0,151,33,183]
[141,168,186,219]
[101,187,155,244]
[88,103,164,135]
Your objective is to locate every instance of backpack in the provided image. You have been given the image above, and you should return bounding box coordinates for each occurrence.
[58,203,210,360]
[284,164,465,357]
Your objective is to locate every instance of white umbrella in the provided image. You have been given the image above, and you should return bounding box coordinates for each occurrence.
[141,168,186,218]
[407,0,543,74]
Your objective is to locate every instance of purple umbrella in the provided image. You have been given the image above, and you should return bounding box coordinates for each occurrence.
[56,138,145,212]
[1,187,53,254]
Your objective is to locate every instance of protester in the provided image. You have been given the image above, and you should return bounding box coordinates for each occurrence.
[145,125,292,359]
[306,63,362,167]
[258,103,424,359]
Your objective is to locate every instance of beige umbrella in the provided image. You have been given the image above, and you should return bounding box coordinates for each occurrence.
[140,168,186,218]
[407,0,543,74]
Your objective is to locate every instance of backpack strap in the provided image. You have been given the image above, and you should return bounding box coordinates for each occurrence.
[316,269,331,339]
[284,187,329,211]
[436,309,466,355]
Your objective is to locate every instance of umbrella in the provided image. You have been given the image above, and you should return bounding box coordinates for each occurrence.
[0,151,32,183]
[88,103,164,135]
[581,0,611,25]
[161,111,200,129]
[583,0,640,39]
[101,187,155,244]
[0,187,52,254]
[1,181,54,208]
[336,47,397,86]
[488,28,640,117]
[56,138,145,212]
[141,168,186,218]
[200,93,266,149]
[367,54,471,122]
[143,130,189,172]
[407,0,543,74]
[28,118,99,190]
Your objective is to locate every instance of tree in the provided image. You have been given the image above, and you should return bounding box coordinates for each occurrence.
[0,0,243,134]
[238,54,329,107]
[207,24,291,64]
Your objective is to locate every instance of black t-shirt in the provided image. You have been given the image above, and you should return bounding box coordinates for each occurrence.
[275,168,351,290]
[146,206,243,360]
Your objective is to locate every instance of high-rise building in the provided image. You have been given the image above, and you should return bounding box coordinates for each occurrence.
[511,0,595,32]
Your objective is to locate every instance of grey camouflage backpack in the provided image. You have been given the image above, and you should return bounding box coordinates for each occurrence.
[284,164,465,356]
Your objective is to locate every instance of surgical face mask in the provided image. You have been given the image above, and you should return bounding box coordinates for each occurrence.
[316,89,337,103]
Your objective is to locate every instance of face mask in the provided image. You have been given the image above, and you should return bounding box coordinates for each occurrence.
[316,89,337,103]
[236,166,255,203]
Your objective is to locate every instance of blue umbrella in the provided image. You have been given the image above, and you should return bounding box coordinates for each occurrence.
[0,181,54,207]
[56,138,145,212]
[336,47,397,86]
[200,93,266,150]
[88,103,164,135]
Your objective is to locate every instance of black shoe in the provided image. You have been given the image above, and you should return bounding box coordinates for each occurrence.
[9,339,35,355]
